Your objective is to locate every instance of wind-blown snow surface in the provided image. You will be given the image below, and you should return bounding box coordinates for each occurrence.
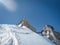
[0,24,55,45]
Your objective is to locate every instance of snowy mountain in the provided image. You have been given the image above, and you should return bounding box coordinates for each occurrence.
[41,25,60,45]
[0,24,55,45]
[17,18,36,32]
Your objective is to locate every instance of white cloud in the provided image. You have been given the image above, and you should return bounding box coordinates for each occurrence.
[0,0,17,11]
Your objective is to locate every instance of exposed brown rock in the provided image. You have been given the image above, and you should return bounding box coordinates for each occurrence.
[17,18,36,32]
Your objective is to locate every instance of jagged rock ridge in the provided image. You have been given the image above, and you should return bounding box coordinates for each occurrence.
[17,18,36,32]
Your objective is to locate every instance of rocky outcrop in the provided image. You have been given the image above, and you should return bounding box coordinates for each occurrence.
[41,25,60,45]
[17,18,36,32]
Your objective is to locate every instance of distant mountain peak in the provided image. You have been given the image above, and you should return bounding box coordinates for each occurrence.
[17,18,36,32]
[17,18,29,26]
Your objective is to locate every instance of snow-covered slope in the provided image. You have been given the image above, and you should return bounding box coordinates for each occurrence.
[0,24,55,45]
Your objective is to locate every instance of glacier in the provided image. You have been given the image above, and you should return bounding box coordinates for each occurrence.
[0,24,55,45]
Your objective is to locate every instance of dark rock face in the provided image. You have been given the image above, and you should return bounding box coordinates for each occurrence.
[41,25,60,45]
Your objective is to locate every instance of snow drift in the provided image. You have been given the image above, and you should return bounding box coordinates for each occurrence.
[0,24,55,45]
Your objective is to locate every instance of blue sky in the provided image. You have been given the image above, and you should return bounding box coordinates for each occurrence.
[0,0,60,32]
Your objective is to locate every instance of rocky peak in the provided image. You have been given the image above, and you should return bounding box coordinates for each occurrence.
[17,18,36,32]
[41,25,60,45]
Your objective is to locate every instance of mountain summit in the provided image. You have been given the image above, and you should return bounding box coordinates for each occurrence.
[17,18,36,32]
